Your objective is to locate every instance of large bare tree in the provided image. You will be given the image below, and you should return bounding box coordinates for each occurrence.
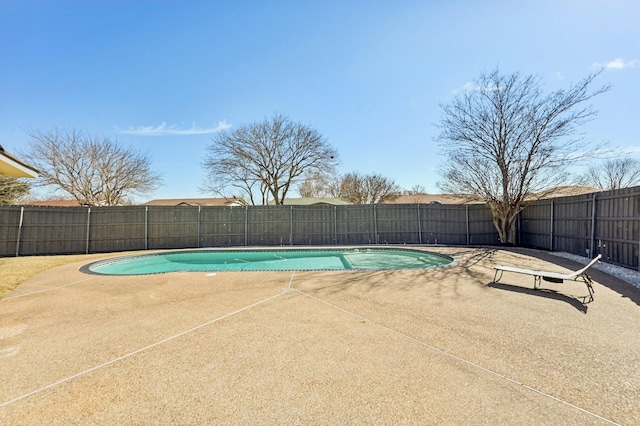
[26,129,162,206]
[0,176,30,205]
[578,158,640,190]
[437,68,609,244]
[203,114,339,205]
[332,172,401,204]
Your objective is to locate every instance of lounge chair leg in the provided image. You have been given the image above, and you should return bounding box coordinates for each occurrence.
[533,275,541,290]
[582,273,595,303]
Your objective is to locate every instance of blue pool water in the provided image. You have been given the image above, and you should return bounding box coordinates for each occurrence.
[83,248,453,275]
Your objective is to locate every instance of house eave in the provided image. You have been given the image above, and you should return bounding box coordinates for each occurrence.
[0,150,39,178]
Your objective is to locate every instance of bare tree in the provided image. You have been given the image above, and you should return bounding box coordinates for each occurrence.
[409,184,426,194]
[0,176,30,205]
[437,68,609,244]
[297,171,333,198]
[405,184,427,203]
[578,158,640,190]
[203,114,339,205]
[336,172,401,204]
[325,174,345,198]
[26,129,162,206]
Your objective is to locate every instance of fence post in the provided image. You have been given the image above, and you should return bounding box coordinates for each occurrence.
[550,199,554,251]
[144,206,148,250]
[465,205,470,245]
[197,206,201,248]
[334,206,338,244]
[244,206,248,246]
[15,206,24,257]
[373,204,378,244]
[417,204,422,245]
[589,193,597,258]
[85,207,91,254]
[290,205,293,246]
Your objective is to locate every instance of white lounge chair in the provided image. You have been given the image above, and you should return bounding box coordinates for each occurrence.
[493,254,601,303]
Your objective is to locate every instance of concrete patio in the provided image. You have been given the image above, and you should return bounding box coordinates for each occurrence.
[1,247,639,425]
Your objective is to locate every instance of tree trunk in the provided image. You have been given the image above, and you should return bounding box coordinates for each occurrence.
[490,203,518,245]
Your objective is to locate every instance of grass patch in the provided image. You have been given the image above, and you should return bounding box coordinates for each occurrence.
[0,253,113,299]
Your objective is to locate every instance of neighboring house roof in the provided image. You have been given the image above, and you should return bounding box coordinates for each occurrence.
[385,194,473,205]
[268,197,352,206]
[25,199,81,207]
[534,186,602,199]
[0,145,39,178]
[388,187,602,205]
[142,198,247,207]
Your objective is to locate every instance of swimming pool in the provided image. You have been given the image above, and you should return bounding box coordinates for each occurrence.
[82,248,453,275]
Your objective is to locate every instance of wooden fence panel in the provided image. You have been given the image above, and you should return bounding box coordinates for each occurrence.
[0,206,21,256]
[420,205,467,245]
[89,207,146,253]
[551,194,593,257]
[200,206,246,246]
[376,204,421,244]
[336,205,376,244]
[520,186,640,269]
[291,205,337,245]
[468,205,500,245]
[247,206,291,246]
[147,207,199,249]
[19,207,88,255]
[593,187,640,269]
[519,201,552,249]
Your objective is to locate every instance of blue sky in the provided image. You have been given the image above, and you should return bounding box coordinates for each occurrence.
[1,0,639,202]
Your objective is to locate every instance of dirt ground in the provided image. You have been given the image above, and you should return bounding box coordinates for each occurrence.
[1,246,639,425]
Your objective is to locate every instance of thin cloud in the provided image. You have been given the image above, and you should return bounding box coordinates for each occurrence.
[119,120,231,136]
[452,81,475,94]
[592,57,638,71]
[453,81,501,94]
[461,81,476,92]
[622,145,640,155]
[584,144,640,160]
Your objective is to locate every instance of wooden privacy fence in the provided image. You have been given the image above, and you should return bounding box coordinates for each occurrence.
[519,186,640,270]
[0,204,498,257]
[1,186,638,270]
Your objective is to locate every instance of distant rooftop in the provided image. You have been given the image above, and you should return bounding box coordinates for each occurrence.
[25,199,81,207]
[142,198,247,207]
[384,194,473,205]
[533,186,602,199]
[268,197,352,206]
[388,187,603,205]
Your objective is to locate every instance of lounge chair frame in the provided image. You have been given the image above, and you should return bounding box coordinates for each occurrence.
[493,254,601,303]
